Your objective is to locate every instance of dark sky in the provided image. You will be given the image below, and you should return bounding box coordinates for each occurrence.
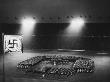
[0,0,110,23]
[0,0,110,50]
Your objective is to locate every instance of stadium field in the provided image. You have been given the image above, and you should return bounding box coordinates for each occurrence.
[0,50,110,82]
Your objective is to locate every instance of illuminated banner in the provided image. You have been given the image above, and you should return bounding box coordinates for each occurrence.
[4,35,23,53]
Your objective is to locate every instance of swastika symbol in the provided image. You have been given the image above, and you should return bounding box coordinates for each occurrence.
[8,39,18,48]
[4,35,23,53]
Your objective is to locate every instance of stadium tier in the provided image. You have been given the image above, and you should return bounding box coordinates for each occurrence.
[17,55,95,77]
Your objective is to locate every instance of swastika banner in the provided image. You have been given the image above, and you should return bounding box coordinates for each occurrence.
[4,35,23,53]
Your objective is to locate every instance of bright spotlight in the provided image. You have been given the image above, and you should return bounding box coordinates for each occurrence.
[67,17,85,34]
[20,17,36,37]
[19,16,37,44]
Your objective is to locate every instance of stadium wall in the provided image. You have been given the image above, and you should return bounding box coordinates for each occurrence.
[0,23,110,51]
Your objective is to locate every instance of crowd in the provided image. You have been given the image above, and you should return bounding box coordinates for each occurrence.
[17,55,95,75]
[47,67,76,76]
[17,56,44,72]
[73,59,95,73]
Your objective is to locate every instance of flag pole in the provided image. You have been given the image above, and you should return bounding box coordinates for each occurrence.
[2,33,5,82]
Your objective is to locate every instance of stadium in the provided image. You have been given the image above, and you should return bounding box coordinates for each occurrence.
[0,0,110,82]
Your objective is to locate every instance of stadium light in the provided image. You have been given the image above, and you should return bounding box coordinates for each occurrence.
[66,17,85,36]
[20,17,36,36]
[20,16,37,44]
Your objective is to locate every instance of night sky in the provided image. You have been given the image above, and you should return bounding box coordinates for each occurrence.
[0,0,110,23]
[0,0,110,50]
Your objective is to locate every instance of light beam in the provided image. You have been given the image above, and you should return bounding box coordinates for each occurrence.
[66,17,85,36]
